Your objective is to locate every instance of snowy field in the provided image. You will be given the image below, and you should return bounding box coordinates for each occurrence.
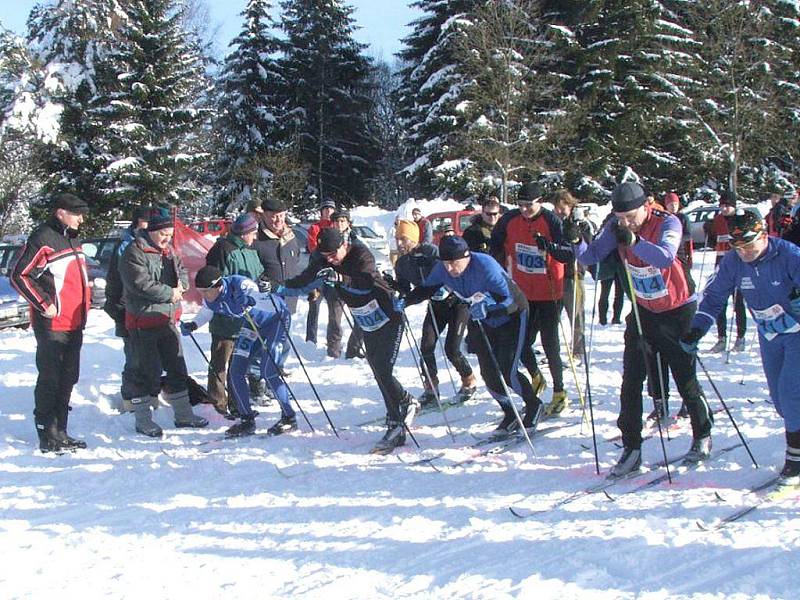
[0,249,797,599]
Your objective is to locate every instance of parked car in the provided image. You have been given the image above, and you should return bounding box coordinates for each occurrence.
[82,238,119,308]
[351,224,389,257]
[683,205,762,248]
[0,243,22,276]
[0,274,29,330]
[427,209,480,245]
[189,218,231,238]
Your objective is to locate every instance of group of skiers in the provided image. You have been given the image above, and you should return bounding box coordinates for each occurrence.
[9,181,800,482]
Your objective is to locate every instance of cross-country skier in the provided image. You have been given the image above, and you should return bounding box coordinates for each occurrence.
[179,266,296,438]
[681,210,800,484]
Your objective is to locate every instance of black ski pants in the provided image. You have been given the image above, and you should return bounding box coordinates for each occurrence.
[619,301,713,450]
[598,275,624,324]
[419,298,472,384]
[363,312,406,423]
[715,288,747,340]
[126,323,188,398]
[520,299,564,392]
[32,320,83,431]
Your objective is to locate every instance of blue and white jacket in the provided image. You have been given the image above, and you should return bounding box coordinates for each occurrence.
[693,237,800,340]
[190,275,287,331]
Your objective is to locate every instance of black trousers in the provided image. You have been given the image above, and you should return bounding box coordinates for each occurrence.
[32,321,83,430]
[419,299,472,383]
[715,288,747,340]
[619,301,713,450]
[126,324,188,398]
[307,286,363,355]
[469,312,536,410]
[598,275,624,323]
[520,300,564,392]
[363,312,406,423]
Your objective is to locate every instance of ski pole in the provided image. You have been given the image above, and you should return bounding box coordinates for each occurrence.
[584,275,600,475]
[341,304,420,449]
[654,351,671,442]
[401,309,456,442]
[695,354,758,468]
[697,232,710,290]
[424,298,459,396]
[725,289,738,364]
[475,319,536,454]
[622,259,672,484]
[187,331,226,390]
[265,292,339,437]
[242,310,315,433]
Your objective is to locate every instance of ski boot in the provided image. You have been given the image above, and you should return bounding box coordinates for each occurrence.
[226,417,256,438]
[732,337,746,352]
[529,370,547,397]
[400,391,420,427]
[676,402,689,419]
[494,405,518,435]
[646,398,670,427]
[683,436,712,464]
[370,420,405,455]
[418,376,439,407]
[36,422,72,454]
[267,415,298,436]
[544,390,568,417]
[521,400,544,433]
[709,338,727,353]
[455,373,477,403]
[609,447,642,478]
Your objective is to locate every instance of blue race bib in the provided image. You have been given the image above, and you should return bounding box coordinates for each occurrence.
[628,264,668,300]
[752,304,800,341]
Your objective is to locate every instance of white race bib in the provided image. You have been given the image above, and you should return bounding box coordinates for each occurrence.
[515,243,546,275]
[350,298,389,332]
[628,264,668,300]
[751,304,800,341]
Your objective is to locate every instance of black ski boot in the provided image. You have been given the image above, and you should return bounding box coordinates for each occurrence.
[609,447,642,478]
[494,406,517,433]
[522,400,544,433]
[370,420,406,455]
[684,436,712,464]
[226,417,256,438]
[36,423,71,454]
[646,398,669,427]
[267,415,298,436]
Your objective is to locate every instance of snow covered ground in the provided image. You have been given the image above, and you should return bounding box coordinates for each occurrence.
[0,250,796,599]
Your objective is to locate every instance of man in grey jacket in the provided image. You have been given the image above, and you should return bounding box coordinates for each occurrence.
[119,208,208,437]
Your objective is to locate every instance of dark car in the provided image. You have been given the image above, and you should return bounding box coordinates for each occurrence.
[0,243,22,276]
[82,238,120,309]
[0,274,29,330]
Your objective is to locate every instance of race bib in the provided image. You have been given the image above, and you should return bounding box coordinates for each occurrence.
[628,264,668,300]
[515,243,546,275]
[233,327,259,357]
[351,299,389,332]
[751,304,800,341]
[716,233,731,256]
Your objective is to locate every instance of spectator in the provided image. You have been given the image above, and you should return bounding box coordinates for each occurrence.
[11,193,91,453]
[463,196,501,253]
[119,208,209,437]
[305,198,336,345]
[412,207,433,245]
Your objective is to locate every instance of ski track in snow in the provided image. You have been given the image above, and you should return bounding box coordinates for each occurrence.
[0,253,797,599]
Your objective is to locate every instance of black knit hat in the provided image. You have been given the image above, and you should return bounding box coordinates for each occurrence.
[147,207,173,231]
[611,182,647,212]
[719,190,737,207]
[439,235,470,261]
[317,227,345,253]
[53,193,89,215]
[261,196,288,212]
[517,182,544,204]
[331,208,350,222]
[195,265,223,289]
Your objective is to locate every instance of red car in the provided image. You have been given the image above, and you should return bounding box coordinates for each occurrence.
[189,218,231,238]
[427,209,479,245]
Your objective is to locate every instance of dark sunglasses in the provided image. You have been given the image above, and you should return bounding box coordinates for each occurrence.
[483,211,499,216]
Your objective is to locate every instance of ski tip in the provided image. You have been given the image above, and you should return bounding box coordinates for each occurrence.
[508,506,530,519]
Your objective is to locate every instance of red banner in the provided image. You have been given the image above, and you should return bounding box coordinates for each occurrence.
[172,218,214,308]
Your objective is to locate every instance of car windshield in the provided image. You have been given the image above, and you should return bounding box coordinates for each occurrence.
[353,225,379,238]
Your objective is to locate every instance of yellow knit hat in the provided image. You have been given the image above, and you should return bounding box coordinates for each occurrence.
[396,219,420,243]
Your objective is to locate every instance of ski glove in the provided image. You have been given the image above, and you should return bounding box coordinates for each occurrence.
[534,234,552,253]
[613,222,638,247]
[316,267,341,286]
[469,296,498,321]
[179,321,198,337]
[679,327,704,354]
[382,270,401,292]
[393,296,406,313]
[563,219,582,244]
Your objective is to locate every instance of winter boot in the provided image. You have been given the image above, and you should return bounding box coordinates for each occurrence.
[521,400,545,433]
[54,409,87,450]
[267,415,298,436]
[132,397,163,438]
[646,399,670,427]
[530,370,547,397]
[399,391,420,428]
[456,373,477,403]
[684,435,712,464]
[780,432,800,485]
[370,420,406,455]
[226,417,256,438]
[165,390,209,429]
[36,421,71,453]
[732,337,746,352]
[609,447,642,478]
[544,390,568,417]
[709,338,727,353]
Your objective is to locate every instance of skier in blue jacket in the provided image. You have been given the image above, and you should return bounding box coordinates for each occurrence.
[180,266,295,438]
[681,210,800,483]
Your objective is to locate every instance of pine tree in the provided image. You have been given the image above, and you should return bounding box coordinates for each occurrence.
[394,0,477,197]
[279,0,380,210]
[213,0,285,211]
[97,0,211,211]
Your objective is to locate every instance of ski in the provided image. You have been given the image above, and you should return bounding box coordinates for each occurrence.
[354,395,473,428]
[610,442,744,498]
[508,453,686,519]
[696,476,800,531]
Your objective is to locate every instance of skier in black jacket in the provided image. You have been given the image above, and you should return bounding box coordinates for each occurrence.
[278,228,417,454]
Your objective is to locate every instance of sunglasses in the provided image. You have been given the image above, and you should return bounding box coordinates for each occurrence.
[483,211,499,217]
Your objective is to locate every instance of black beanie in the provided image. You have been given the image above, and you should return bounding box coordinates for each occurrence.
[611,182,647,212]
[317,227,345,253]
[439,235,470,261]
[195,265,223,289]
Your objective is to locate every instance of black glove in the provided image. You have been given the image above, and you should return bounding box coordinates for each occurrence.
[179,321,198,336]
[679,327,704,354]
[563,219,581,244]
[316,267,341,285]
[382,270,401,292]
[534,234,551,252]
[258,279,272,293]
[613,222,637,246]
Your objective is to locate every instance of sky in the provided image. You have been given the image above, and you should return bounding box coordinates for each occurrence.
[0,0,421,61]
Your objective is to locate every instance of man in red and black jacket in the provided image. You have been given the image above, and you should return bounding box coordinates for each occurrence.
[491,181,574,417]
[11,193,91,453]
[703,191,747,352]
[304,198,336,347]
